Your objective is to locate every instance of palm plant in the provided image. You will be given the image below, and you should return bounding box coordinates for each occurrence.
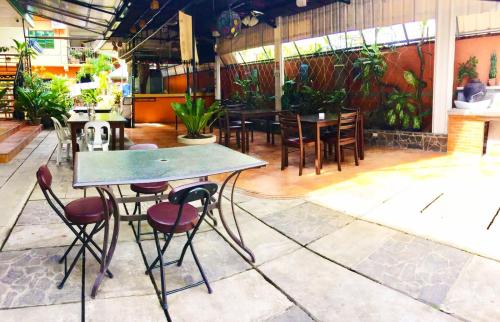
[172,95,221,139]
[15,73,65,125]
[11,39,37,59]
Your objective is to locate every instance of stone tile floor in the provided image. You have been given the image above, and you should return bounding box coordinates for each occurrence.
[0,132,500,321]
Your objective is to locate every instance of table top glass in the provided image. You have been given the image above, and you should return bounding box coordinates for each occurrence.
[68,112,126,123]
[73,144,267,188]
[73,106,112,112]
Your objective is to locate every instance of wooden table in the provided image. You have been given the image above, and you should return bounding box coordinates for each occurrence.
[73,144,267,297]
[73,106,112,113]
[67,112,127,162]
[301,113,365,175]
[227,109,281,153]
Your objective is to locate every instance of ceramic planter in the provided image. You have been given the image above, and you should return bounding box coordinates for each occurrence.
[177,134,216,145]
[489,78,497,86]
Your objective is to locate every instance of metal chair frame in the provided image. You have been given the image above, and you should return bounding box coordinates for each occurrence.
[37,166,113,322]
[145,182,218,311]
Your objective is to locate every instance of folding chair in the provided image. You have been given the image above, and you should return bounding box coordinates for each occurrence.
[127,143,169,242]
[36,165,114,321]
[145,181,218,311]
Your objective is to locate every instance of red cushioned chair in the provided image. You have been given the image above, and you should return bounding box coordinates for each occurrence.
[128,144,169,242]
[145,181,218,312]
[36,165,115,321]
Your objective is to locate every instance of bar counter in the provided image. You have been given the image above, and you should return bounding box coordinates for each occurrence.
[134,93,215,123]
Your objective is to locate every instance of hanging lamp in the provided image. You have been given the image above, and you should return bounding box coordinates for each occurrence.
[151,0,160,10]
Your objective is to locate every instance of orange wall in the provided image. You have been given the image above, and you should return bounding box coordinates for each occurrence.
[135,94,215,123]
[32,66,80,78]
[163,70,214,94]
[454,34,500,87]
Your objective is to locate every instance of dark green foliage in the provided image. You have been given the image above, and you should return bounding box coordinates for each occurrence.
[172,94,222,139]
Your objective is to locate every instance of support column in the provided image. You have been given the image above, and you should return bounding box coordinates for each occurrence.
[432,0,456,134]
[274,17,284,111]
[215,55,222,101]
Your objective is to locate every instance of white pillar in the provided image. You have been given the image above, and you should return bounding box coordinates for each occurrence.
[274,17,284,111]
[215,55,221,100]
[432,0,456,134]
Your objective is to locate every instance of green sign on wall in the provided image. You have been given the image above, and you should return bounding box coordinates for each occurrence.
[28,30,55,49]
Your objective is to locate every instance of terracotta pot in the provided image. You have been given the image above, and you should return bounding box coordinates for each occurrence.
[488,78,497,86]
[177,134,216,145]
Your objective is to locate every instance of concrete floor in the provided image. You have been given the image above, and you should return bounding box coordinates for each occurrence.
[0,129,500,321]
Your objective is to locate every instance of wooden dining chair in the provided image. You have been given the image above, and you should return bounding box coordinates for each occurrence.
[321,108,360,171]
[279,112,315,176]
[218,109,241,148]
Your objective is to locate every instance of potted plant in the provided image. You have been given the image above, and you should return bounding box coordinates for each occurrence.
[172,94,221,145]
[489,52,497,86]
[457,56,479,86]
[14,73,66,126]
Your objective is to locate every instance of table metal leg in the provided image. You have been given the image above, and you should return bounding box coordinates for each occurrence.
[216,171,255,263]
[91,186,120,298]
[70,125,79,165]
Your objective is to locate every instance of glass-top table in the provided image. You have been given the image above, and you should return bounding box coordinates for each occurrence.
[73,144,267,297]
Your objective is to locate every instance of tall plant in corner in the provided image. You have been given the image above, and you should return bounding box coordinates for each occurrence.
[489,52,497,86]
[172,94,221,140]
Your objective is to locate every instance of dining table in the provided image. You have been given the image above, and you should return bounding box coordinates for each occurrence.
[72,144,267,298]
[227,108,281,153]
[67,112,127,162]
[301,113,365,175]
[73,106,112,113]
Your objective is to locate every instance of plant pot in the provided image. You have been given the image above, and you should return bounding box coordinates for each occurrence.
[12,109,25,121]
[463,79,486,102]
[489,78,497,86]
[28,117,41,126]
[177,134,216,145]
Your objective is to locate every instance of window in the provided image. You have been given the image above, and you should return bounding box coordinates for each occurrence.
[345,30,364,48]
[294,36,331,55]
[405,20,436,40]
[283,41,299,58]
[376,24,406,44]
[328,33,347,50]
[28,30,55,49]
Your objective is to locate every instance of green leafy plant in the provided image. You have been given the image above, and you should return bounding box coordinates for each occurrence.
[172,94,222,139]
[299,84,325,115]
[81,89,100,106]
[353,44,388,96]
[50,76,73,112]
[386,89,420,130]
[324,88,347,113]
[0,46,9,53]
[489,52,497,80]
[234,69,265,109]
[0,88,8,113]
[458,56,478,85]
[14,73,65,125]
[11,39,38,59]
[281,78,300,110]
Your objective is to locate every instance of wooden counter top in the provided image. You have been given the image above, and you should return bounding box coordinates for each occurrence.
[134,93,214,98]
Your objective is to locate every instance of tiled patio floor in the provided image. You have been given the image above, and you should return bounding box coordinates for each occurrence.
[1,130,500,321]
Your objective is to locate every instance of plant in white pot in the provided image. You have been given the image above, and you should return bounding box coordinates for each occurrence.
[172,94,221,145]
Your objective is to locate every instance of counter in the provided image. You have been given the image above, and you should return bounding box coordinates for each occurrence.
[134,93,215,123]
[448,108,500,155]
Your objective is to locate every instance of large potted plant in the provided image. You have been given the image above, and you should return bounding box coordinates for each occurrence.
[14,73,66,126]
[489,52,497,86]
[172,94,221,145]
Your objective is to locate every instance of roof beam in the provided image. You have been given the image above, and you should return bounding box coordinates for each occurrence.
[60,0,116,16]
[18,0,110,28]
[25,9,104,35]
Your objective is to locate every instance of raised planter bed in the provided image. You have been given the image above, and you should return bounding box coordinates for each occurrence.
[365,129,447,152]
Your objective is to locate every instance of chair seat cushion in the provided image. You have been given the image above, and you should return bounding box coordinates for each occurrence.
[284,136,314,146]
[131,181,169,194]
[65,197,112,225]
[147,202,199,233]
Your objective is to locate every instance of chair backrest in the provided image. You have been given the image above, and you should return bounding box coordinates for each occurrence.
[84,120,111,148]
[51,117,67,142]
[337,108,359,139]
[61,114,70,128]
[129,143,158,151]
[36,165,67,221]
[218,109,231,131]
[279,112,303,143]
[167,181,218,235]
[168,181,218,205]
